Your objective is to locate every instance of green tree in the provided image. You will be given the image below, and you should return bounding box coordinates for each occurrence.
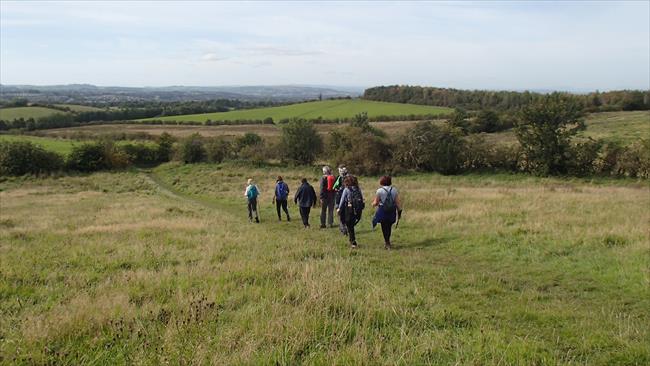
[157,132,175,162]
[515,93,585,175]
[280,119,322,164]
[179,133,206,163]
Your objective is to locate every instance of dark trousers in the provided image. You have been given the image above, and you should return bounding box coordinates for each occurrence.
[321,192,335,227]
[276,199,290,220]
[299,206,311,226]
[346,219,357,244]
[247,198,258,220]
[381,221,393,243]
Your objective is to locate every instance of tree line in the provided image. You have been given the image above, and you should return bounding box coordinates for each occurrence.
[363,86,650,112]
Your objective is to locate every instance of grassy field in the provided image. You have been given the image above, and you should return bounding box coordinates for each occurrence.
[139,99,452,123]
[0,107,68,121]
[53,104,104,112]
[0,163,647,364]
[482,111,649,146]
[0,134,77,155]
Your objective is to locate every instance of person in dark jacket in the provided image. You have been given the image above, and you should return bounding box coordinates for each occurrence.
[336,175,363,248]
[318,166,335,228]
[273,176,290,221]
[294,178,317,228]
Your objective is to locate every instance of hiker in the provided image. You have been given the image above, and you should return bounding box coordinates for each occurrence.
[244,178,260,223]
[333,165,350,235]
[319,166,336,228]
[336,175,364,248]
[372,176,402,249]
[273,176,290,221]
[294,178,317,228]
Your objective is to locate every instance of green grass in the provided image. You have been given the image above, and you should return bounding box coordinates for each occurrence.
[140,99,452,123]
[482,111,650,146]
[53,104,104,112]
[0,135,77,155]
[0,163,647,364]
[0,106,68,121]
[580,110,650,144]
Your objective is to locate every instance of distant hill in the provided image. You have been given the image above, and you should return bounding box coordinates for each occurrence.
[0,84,362,105]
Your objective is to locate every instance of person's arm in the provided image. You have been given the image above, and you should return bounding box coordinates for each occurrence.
[310,186,317,207]
[294,186,301,204]
[372,190,380,207]
[395,193,402,210]
[244,185,249,197]
[336,189,347,211]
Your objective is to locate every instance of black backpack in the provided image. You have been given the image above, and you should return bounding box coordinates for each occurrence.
[382,187,395,212]
[347,187,365,218]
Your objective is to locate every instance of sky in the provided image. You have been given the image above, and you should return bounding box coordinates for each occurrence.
[1,1,649,91]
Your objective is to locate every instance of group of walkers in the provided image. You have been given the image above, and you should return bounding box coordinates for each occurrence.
[244,165,402,249]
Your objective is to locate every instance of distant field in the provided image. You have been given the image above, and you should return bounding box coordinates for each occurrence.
[139,99,452,123]
[53,104,104,112]
[482,111,649,146]
[0,106,68,121]
[39,120,426,139]
[580,110,649,144]
[0,135,77,155]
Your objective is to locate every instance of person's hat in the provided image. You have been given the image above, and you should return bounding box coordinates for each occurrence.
[247,178,253,185]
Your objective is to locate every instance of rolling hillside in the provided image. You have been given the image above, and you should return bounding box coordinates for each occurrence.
[0,106,68,120]
[139,99,452,123]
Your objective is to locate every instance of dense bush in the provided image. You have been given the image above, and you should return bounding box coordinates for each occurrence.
[205,138,232,163]
[66,142,129,172]
[329,126,393,175]
[280,119,322,164]
[395,121,465,174]
[156,132,175,162]
[120,143,159,165]
[0,141,64,176]
[178,133,206,163]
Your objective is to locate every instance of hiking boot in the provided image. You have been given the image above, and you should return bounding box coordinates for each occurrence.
[255,217,260,223]
[287,216,291,222]
[320,224,326,229]
[351,242,358,249]
[384,242,392,250]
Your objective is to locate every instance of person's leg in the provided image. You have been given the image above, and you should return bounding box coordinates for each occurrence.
[300,207,309,226]
[276,199,282,220]
[282,200,290,220]
[381,222,392,248]
[320,200,327,228]
[327,195,335,227]
[304,206,311,227]
[252,198,259,222]
[347,221,356,246]
[247,200,253,221]
[339,210,347,235]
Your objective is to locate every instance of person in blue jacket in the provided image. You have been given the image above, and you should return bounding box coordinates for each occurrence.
[273,176,291,221]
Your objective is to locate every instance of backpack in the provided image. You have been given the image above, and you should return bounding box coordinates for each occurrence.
[347,187,365,218]
[247,185,258,200]
[382,187,395,212]
[275,182,288,200]
[326,175,336,192]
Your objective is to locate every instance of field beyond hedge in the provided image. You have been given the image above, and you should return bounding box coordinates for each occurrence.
[0,163,648,364]
[0,106,67,121]
[139,99,452,123]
